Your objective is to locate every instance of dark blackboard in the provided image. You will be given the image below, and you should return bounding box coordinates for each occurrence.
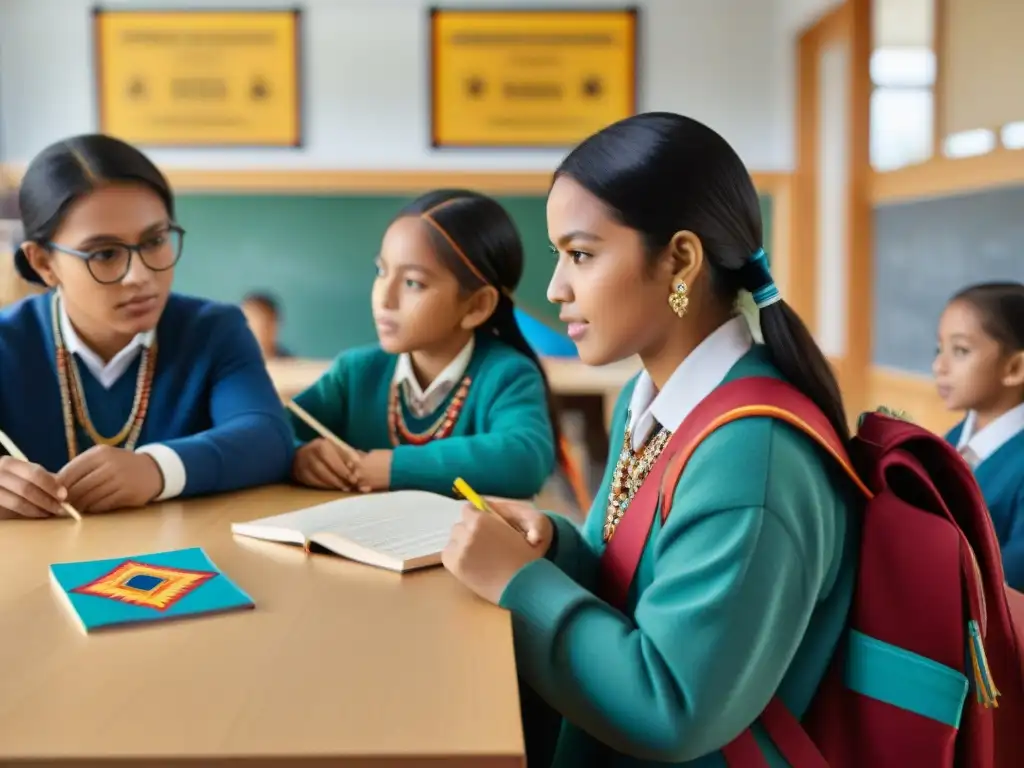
[873,185,1024,374]
[173,192,774,358]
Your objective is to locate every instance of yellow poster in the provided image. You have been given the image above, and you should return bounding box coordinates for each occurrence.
[430,8,637,147]
[94,10,301,146]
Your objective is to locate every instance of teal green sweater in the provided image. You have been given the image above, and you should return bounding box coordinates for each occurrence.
[289,335,556,499]
[499,349,859,767]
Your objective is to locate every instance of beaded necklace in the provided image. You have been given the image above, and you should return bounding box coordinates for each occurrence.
[50,293,157,461]
[387,375,471,446]
[603,416,673,542]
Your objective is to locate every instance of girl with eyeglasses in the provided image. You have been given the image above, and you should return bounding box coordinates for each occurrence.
[0,134,294,519]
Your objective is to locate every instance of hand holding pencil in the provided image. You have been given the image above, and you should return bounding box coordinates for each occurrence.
[0,430,81,521]
[452,478,553,549]
[286,400,371,492]
[443,479,555,604]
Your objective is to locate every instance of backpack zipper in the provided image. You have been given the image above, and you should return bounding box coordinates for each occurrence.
[963,542,999,707]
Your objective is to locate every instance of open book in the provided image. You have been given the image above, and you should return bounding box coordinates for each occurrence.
[230,491,465,573]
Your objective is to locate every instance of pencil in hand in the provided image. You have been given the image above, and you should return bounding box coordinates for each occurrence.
[0,429,81,521]
[284,400,359,459]
[452,477,521,535]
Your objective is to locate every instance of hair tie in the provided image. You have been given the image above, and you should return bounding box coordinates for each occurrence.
[742,247,780,309]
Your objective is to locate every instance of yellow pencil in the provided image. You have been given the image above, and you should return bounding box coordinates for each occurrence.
[0,429,81,521]
[453,477,518,533]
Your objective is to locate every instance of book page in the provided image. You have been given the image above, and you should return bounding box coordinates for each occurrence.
[311,491,465,561]
[230,501,355,542]
[232,491,465,559]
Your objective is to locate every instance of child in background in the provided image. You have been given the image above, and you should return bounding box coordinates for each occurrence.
[288,189,560,500]
[241,291,291,360]
[0,134,293,519]
[934,281,1024,589]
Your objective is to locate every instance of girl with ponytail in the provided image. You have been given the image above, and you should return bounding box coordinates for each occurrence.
[440,114,861,767]
[289,189,564,501]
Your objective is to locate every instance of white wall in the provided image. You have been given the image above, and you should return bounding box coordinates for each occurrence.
[0,0,797,172]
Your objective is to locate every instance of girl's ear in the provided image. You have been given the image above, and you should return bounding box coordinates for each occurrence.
[662,230,704,288]
[459,285,500,331]
[20,242,59,288]
[1002,349,1024,389]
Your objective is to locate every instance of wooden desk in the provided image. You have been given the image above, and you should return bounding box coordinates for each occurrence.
[0,486,524,767]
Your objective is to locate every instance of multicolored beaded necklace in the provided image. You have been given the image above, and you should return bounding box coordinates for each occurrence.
[603,416,673,542]
[387,375,472,446]
[50,293,157,461]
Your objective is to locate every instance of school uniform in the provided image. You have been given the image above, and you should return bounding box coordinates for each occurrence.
[499,316,860,767]
[947,405,1024,590]
[0,291,294,498]
[289,334,556,499]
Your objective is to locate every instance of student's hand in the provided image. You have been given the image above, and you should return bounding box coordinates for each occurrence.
[358,450,392,493]
[292,438,364,491]
[442,504,547,604]
[58,446,164,514]
[483,497,554,551]
[0,456,68,519]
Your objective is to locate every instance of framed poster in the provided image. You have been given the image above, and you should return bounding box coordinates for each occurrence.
[93,8,302,147]
[429,7,638,148]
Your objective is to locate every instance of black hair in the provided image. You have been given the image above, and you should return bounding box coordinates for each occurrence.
[555,112,851,444]
[950,282,1024,353]
[243,291,282,318]
[14,134,173,285]
[395,189,567,468]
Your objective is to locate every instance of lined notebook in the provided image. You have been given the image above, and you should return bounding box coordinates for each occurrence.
[230,491,464,572]
[49,547,255,633]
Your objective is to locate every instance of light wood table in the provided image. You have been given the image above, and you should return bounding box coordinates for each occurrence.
[0,486,525,767]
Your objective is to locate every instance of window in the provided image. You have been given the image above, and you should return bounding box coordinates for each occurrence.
[1001,122,1024,150]
[870,47,935,170]
[944,129,997,158]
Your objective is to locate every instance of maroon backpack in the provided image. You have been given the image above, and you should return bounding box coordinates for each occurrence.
[598,376,1024,766]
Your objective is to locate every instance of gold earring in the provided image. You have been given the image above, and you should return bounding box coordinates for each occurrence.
[668,281,689,317]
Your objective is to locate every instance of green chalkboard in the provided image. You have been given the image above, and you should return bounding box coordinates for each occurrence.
[172,193,773,358]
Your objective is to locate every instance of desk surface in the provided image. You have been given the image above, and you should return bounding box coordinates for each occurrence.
[0,487,524,767]
[268,356,639,400]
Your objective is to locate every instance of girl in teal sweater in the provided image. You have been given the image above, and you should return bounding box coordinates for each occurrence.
[934,282,1024,589]
[441,113,861,766]
[289,190,560,499]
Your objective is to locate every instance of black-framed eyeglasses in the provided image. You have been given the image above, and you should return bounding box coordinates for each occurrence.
[48,224,185,285]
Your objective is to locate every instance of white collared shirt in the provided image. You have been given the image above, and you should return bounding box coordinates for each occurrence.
[956,402,1024,468]
[58,296,185,501]
[627,316,754,450]
[392,337,475,418]
[59,298,155,390]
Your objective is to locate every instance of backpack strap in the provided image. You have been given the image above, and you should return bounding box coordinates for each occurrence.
[596,376,825,609]
[598,413,702,610]
[659,377,871,521]
[599,376,871,767]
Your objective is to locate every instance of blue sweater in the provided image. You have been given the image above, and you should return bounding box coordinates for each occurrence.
[0,292,294,498]
[947,421,1024,590]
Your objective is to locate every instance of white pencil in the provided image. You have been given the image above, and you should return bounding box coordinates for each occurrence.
[0,429,82,521]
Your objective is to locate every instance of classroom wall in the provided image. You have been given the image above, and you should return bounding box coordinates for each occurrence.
[0,0,794,171]
[171,192,775,358]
